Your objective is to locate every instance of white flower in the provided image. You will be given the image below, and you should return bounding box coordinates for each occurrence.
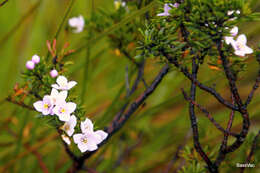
[52,76,77,91]
[61,134,71,145]
[49,88,67,106]
[53,101,77,121]
[33,96,54,115]
[61,115,77,136]
[68,15,85,33]
[230,34,253,57]
[80,118,108,144]
[73,132,100,152]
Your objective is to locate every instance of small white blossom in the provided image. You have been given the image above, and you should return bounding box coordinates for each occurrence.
[53,101,77,121]
[73,132,100,152]
[230,34,253,57]
[33,96,54,115]
[80,118,108,144]
[52,76,77,91]
[157,4,171,17]
[68,15,85,33]
[61,134,71,145]
[61,115,77,136]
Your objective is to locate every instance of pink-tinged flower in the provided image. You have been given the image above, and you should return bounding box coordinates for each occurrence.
[73,132,100,152]
[52,76,77,90]
[230,34,253,57]
[61,115,77,136]
[33,96,54,115]
[49,88,67,106]
[26,61,35,70]
[61,134,71,145]
[157,3,179,17]
[80,118,108,144]
[53,101,77,121]
[68,15,85,33]
[157,4,171,16]
[50,69,58,78]
[31,54,40,64]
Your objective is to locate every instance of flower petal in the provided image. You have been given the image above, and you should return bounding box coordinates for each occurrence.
[33,101,43,112]
[78,143,89,152]
[66,102,77,113]
[73,134,83,144]
[58,113,71,122]
[57,76,68,86]
[81,118,94,133]
[67,81,77,89]
[51,84,60,90]
[95,130,108,144]
[237,34,247,45]
[62,134,71,145]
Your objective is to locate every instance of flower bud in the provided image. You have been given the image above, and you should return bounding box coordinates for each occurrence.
[26,61,35,70]
[50,69,58,78]
[32,54,40,64]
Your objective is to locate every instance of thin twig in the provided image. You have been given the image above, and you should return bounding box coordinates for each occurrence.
[182,90,238,138]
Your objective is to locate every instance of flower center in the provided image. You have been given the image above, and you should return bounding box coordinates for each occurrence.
[43,103,50,109]
[81,137,88,144]
[60,108,66,113]
[237,43,245,50]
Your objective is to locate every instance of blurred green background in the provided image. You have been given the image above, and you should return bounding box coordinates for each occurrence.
[0,0,259,172]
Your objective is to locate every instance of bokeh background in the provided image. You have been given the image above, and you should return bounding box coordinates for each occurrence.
[0,0,259,172]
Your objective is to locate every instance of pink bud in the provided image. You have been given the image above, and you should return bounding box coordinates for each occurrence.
[26,61,35,70]
[32,54,40,64]
[50,69,58,78]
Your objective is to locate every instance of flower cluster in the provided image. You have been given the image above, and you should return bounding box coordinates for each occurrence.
[33,75,107,152]
[224,26,253,57]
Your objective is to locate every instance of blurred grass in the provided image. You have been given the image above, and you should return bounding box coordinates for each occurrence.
[0,0,259,173]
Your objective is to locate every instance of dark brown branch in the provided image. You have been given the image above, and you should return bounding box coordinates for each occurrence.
[185,58,217,173]
[215,95,235,166]
[240,130,260,173]
[0,0,8,7]
[216,40,250,154]
[164,53,238,111]
[182,90,238,138]
[6,97,35,111]
[70,64,169,171]
[245,55,260,107]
